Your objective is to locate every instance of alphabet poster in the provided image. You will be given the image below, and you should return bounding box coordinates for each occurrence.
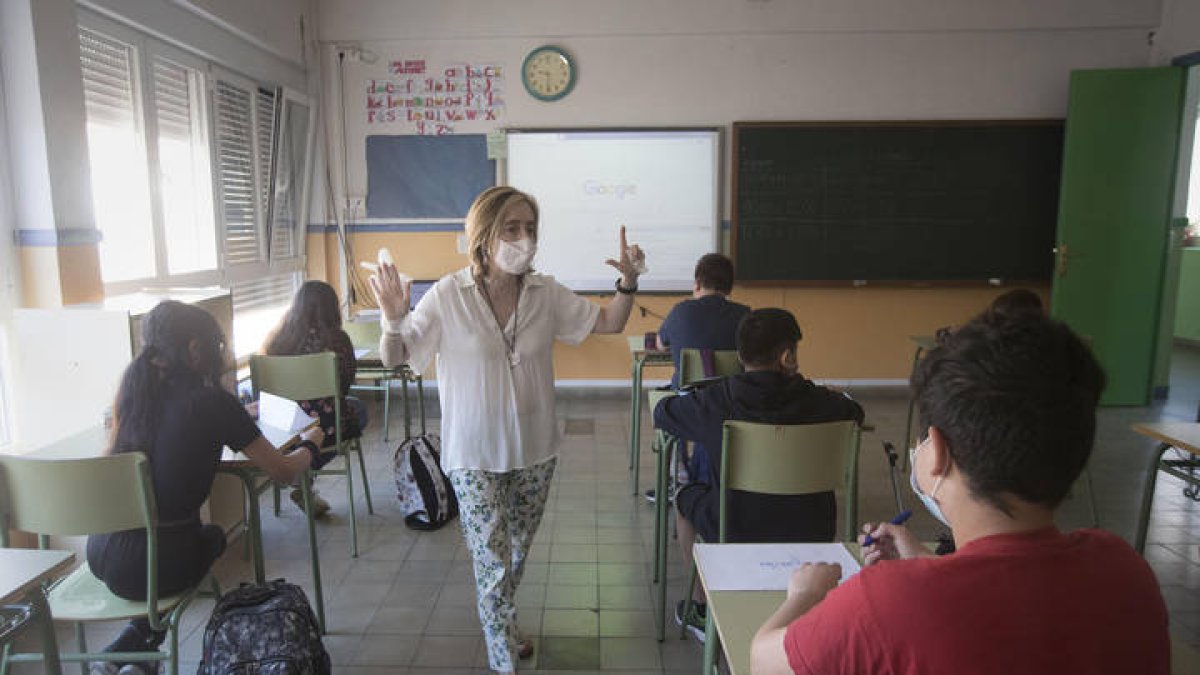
[366,58,506,135]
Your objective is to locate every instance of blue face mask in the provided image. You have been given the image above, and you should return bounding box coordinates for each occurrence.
[909,439,950,527]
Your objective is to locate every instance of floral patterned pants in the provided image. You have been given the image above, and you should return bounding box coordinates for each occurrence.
[448,457,557,672]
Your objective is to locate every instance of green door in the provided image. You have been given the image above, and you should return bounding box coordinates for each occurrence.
[1051,67,1185,405]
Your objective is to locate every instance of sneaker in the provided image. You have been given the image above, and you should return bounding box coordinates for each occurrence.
[290,488,331,518]
[674,599,707,643]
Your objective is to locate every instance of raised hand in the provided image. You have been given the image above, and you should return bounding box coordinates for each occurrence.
[604,225,646,284]
[368,261,412,322]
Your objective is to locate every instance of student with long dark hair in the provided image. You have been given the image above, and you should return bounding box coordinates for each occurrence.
[263,280,368,517]
[88,301,321,674]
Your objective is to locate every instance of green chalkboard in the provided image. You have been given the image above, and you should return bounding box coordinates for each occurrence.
[732,121,1064,283]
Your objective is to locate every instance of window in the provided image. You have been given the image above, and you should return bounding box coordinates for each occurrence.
[80,20,218,290]
[77,12,313,362]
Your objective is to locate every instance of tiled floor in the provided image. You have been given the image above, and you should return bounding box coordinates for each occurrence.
[14,344,1200,673]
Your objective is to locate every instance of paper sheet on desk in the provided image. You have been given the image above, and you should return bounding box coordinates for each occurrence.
[258,391,314,434]
[354,348,370,359]
[693,543,861,591]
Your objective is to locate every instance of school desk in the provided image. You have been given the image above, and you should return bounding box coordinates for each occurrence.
[217,420,326,633]
[627,336,673,495]
[1132,421,1200,554]
[0,549,74,675]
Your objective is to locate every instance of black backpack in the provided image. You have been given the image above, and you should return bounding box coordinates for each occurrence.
[394,433,459,530]
[197,580,330,675]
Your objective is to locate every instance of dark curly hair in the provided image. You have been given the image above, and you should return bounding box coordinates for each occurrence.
[109,301,227,456]
[912,310,1105,513]
[737,308,803,368]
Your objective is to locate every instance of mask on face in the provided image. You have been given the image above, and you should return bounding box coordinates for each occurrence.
[493,237,536,274]
[909,439,950,527]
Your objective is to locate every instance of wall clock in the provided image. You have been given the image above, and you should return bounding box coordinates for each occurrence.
[521,45,576,101]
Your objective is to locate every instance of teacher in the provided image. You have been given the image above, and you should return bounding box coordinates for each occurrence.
[370,185,644,674]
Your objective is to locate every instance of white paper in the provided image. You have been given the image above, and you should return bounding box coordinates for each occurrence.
[693,543,862,591]
[354,348,371,359]
[258,391,313,434]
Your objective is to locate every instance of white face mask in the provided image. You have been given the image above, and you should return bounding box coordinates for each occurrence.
[910,439,950,527]
[493,237,536,274]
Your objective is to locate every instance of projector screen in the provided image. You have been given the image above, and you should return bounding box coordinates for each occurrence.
[504,129,721,292]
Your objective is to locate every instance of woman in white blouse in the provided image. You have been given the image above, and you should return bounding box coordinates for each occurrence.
[370,186,644,674]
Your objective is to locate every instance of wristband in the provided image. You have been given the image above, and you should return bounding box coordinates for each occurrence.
[615,278,638,295]
[295,439,319,462]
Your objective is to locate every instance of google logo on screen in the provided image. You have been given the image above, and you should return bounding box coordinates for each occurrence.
[583,180,637,199]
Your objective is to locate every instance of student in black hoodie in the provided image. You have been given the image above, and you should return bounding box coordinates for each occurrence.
[653,307,864,641]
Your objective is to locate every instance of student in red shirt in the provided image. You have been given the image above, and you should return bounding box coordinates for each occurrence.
[751,310,1169,675]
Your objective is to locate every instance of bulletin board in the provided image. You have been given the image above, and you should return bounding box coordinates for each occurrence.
[365,134,496,219]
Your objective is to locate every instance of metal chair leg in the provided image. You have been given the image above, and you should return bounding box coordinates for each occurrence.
[355,439,374,514]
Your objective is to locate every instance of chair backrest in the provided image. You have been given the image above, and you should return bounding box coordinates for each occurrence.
[719,419,861,542]
[0,453,155,542]
[342,321,382,350]
[250,352,340,402]
[678,348,742,387]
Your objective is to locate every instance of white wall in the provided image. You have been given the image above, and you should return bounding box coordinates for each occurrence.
[317,0,1159,210]
[1154,0,1200,63]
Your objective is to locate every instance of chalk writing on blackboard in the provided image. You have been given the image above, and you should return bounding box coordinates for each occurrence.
[366,58,506,135]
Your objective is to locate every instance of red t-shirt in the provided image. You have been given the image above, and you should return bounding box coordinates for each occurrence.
[783,527,1168,675]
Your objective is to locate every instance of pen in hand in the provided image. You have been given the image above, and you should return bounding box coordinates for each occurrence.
[862,509,913,547]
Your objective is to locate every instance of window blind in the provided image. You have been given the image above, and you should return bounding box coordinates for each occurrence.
[79,28,137,127]
[215,79,259,266]
[231,272,299,314]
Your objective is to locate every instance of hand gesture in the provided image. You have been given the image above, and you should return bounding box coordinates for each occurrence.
[604,225,645,285]
[368,261,412,323]
[787,563,841,603]
[859,522,930,566]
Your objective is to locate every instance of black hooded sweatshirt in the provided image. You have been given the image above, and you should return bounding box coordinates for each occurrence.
[653,369,865,542]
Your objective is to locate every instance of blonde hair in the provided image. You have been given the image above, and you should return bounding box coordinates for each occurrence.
[464,186,539,277]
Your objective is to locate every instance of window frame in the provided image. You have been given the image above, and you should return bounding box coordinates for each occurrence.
[80,11,224,296]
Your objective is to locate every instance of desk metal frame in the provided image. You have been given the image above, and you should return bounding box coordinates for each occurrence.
[0,550,73,675]
[627,337,673,495]
[1132,422,1200,555]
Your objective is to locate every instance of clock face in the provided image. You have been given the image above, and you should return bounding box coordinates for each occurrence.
[522,46,576,101]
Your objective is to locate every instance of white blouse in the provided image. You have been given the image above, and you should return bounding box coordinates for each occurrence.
[382,267,600,472]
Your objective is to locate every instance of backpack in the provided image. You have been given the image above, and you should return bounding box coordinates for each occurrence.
[393,433,459,531]
[197,580,330,675]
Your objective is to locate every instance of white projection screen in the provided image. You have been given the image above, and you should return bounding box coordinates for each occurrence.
[503,129,721,292]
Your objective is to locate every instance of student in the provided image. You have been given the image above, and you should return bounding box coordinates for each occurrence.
[370,186,645,674]
[88,301,322,675]
[989,287,1044,317]
[652,253,752,498]
[750,310,1169,675]
[263,280,368,517]
[653,308,864,641]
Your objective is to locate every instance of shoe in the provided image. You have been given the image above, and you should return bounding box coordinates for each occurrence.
[290,488,331,518]
[517,637,534,659]
[674,599,707,643]
[644,481,678,504]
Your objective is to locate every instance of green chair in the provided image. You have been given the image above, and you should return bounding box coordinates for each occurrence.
[0,453,206,675]
[343,321,398,442]
[252,352,374,558]
[687,419,862,675]
[648,349,741,641]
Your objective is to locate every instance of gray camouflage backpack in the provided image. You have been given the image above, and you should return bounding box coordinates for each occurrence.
[197,580,329,675]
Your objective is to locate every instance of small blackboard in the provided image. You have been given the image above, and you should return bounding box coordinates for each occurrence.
[732,121,1064,283]
[366,134,495,219]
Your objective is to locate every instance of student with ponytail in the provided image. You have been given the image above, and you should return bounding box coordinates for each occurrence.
[87,301,322,675]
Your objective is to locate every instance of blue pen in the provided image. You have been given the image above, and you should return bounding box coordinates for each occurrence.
[862,510,913,547]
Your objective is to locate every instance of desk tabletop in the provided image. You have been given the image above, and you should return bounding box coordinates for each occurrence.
[1132,422,1200,456]
[0,549,75,604]
[626,336,672,361]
